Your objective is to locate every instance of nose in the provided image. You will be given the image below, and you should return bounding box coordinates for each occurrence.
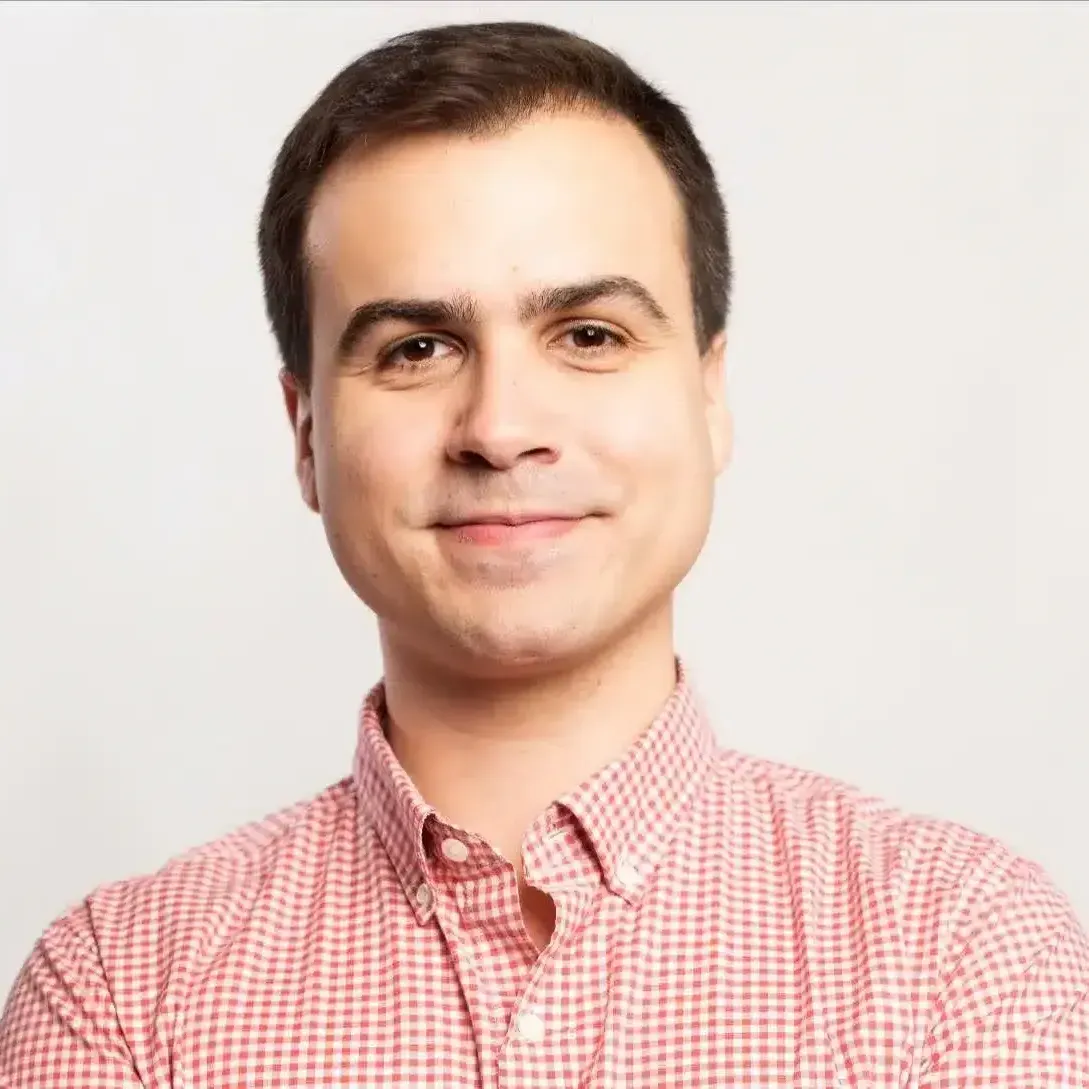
[445,355,559,471]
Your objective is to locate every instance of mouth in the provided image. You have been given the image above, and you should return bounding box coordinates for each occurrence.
[434,513,590,546]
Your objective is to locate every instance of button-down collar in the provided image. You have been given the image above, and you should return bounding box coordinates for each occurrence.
[353,660,718,918]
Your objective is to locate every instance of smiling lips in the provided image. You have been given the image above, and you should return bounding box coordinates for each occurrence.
[435,512,587,546]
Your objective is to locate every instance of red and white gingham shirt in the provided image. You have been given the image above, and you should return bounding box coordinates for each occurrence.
[2,667,1088,1087]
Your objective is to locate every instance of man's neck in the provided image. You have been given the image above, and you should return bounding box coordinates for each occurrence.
[378,615,678,873]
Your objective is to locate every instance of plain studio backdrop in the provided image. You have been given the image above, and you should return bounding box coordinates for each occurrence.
[1,1,1087,993]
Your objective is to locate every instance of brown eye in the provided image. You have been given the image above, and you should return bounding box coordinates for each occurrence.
[400,337,438,363]
[378,335,456,371]
[562,323,626,353]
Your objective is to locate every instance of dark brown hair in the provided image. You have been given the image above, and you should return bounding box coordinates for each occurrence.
[257,21,731,387]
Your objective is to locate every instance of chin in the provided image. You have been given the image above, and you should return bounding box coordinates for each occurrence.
[425,605,616,680]
[454,626,594,676]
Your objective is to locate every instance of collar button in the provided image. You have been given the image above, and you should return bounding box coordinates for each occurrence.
[441,837,470,863]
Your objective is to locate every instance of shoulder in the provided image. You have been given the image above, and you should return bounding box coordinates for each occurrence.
[703,746,1083,944]
[700,748,1089,1074]
[43,778,357,1000]
[0,780,359,1080]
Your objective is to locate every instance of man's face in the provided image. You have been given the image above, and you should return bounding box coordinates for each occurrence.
[288,110,731,677]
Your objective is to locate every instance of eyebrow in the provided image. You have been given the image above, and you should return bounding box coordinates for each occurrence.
[333,275,673,360]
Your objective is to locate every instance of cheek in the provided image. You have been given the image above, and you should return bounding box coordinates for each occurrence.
[319,395,431,527]
[588,379,715,573]
[591,378,711,487]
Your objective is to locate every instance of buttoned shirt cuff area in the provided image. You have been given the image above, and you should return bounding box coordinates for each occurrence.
[2,870,1089,1087]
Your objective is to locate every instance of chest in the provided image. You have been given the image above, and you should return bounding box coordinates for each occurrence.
[165,868,927,1089]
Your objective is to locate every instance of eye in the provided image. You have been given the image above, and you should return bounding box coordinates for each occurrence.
[556,323,628,355]
[378,334,458,371]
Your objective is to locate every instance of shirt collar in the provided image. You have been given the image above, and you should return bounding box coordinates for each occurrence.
[353,660,718,920]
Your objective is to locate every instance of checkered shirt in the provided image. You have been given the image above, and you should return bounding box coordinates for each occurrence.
[2,667,1087,1087]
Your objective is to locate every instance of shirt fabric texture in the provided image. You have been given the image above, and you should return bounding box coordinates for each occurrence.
[2,665,1087,1087]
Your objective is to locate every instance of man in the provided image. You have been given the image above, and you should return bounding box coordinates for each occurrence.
[1,19,1086,1088]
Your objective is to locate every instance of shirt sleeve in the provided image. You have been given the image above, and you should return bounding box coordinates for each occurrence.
[921,852,1089,1087]
[0,903,144,1088]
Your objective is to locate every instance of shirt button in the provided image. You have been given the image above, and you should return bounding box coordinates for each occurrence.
[441,837,470,863]
[414,883,434,909]
[615,859,642,889]
[516,1011,546,1043]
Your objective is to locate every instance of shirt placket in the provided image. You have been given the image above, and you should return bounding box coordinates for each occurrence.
[491,885,601,1089]
[428,821,606,1089]
[495,818,606,1089]
[424,829,530,1087]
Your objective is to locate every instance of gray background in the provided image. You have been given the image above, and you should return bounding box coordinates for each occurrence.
[2,1,1087,992]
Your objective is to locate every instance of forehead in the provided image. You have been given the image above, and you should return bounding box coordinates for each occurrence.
[305,111,690,315]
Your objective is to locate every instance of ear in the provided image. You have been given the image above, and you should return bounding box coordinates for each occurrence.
[701,331,733,475]
[280,369,320,513]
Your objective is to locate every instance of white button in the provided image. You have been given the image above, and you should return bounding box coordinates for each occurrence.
[615,859,641,889]
[516,1011,546,1043]
[441,837,470,863]
[414,883,434,909]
